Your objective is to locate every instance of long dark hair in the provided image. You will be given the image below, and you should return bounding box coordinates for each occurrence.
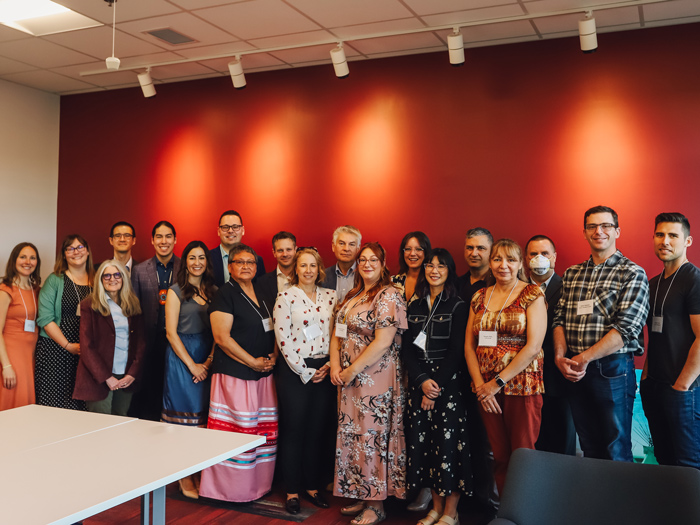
[398,231,431,274]
[337,242,393,311]
[1,242,41,289]
[177,240,217,301]
[415,248,458,300]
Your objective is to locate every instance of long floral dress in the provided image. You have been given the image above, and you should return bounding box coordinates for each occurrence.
[333,285,408,501]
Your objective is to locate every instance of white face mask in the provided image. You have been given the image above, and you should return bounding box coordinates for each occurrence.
[529,254,551,276]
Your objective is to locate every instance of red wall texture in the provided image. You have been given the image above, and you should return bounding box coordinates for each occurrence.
[58,22,700,280]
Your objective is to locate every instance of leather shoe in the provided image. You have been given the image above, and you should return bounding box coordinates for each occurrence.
[303,490,329,509]
[285,497,301,514]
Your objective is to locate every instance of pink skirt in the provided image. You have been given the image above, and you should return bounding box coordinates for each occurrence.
[199,374,278,502]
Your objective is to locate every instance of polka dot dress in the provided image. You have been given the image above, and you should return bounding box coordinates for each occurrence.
[35,275,90,411]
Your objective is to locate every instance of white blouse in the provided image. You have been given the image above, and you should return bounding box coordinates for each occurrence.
[272,285,337,384]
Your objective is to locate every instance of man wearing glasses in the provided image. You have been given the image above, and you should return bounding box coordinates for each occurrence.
[108,221,137,273]
[210,210,265,286]
[553,205,649,461]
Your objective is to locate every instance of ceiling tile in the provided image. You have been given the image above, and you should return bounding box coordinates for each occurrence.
[115,52,189,69]
[118,13,239,48]
[422,3,527,26]
[0,56,37,75]
[150,62,218,80]
[524,0,617,13]
[0,24,32,43]
[643,0,700,21]
[52,62,142,87]
[248,29,336,49]
[170,0,251,8]
[195,0,321,40]
[404,0,510,17]
[0,39,95,68]
[43,27,165,59]
[174,41,257,59]
[1,69,96,93]
[460,20,536,43]
[198,52,286,73]
[534,7,639,34]
[58,0,182,24]
[287,0,413,27]
[332,18,427,40]
[270,43,356,64]
[351,32,444,55]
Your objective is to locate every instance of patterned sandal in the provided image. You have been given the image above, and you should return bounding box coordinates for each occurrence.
[351,505,386,525]
[418,509,441,525]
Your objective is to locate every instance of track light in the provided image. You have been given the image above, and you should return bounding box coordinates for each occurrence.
[228,56,247,89]
[330,43,349,79]
[137,68,156,98]
[447,28,465,66]
[579,11,598,53]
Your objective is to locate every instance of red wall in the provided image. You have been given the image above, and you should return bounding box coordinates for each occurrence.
[58,23,700,280]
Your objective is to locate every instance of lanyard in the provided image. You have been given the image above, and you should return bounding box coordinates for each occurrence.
[67,271,92,302]
[421,292,442,332]
[480,279,518,331]
[16,284,36,322]
[337,289,364,324]
[652,262,685,317]
[237,286,272,321]
[576,258,606,304]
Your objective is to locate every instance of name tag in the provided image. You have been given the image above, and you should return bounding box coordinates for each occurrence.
[303,323,323,340]
[478,330,497,347]
[335,323,348,338]
[577,300,594,316]
[262,318,273,332]
[413,331,427,350]
[24,320,36,333]
[651,316,663,333]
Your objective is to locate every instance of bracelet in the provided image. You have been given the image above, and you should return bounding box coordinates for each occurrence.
[63,341,69,349]
[2,364,12,370]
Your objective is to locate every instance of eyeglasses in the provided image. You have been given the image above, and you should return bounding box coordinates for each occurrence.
[231,259,257,267]
[424,263,447,271]
[111,233,133,240]
[219,224,243,232]
[358,257,381,266]
[403,247,425,253]
[65,245,86,254]
[297,246,318,252]
[102,272,123,281]
[585,223,617,232]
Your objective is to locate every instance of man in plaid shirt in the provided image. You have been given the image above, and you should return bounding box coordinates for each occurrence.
[552,205,649,461]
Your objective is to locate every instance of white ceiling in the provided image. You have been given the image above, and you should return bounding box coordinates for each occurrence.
[0,0,697,95]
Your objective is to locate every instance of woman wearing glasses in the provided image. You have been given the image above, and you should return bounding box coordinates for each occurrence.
[199,244,278,503]
[403,249,471,525]
[72,260,145,415]
[391,232,431,305]
[464,239,546,496]
[36,235,95,410]
[330,242,407,525]
[0,243,41,411]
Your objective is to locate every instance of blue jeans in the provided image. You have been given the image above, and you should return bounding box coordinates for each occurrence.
[640,377,700,469]
[568,353,636,461]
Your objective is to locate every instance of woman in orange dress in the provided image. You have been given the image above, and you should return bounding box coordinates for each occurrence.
[0,243,41,411]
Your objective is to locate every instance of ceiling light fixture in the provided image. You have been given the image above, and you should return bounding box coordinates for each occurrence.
[0,0,101,36]
[104,0,119,71]
[447,27,465,66]
[579,11,598,53]
[330,43,349,79]
[228,55,247,89]
[137,68,156,98]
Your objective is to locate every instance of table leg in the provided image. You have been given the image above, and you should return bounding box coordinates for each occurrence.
[141,492,150,525]
[152,485,166,525]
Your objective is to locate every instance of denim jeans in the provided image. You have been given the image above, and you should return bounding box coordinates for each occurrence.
[568,352,636,461]
[641,376,700,469]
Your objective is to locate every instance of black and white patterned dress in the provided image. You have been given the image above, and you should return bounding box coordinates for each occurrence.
[35,275,90,410]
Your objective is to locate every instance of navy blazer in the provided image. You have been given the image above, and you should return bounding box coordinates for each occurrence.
[210,245,265,287]
[320,264,337,291]
[131,255,181,342]
[73,297,146,401]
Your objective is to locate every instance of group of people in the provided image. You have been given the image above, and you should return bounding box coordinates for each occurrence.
[1,206,698,525]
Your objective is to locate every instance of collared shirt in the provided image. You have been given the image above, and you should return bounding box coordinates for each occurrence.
[552,250,649,355]
[125,256,133,273]
[155,257,174,329]
[276,266,292,294]
[107,296,129,374]
[335,262,357,303]
[530,273,554,291]
[219,245,230,283]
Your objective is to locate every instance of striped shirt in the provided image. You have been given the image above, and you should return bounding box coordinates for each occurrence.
[552,250,649,355]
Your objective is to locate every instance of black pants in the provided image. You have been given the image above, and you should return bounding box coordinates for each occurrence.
[127,330,167,421]
[276,356,336,494]
[535,393,576,455]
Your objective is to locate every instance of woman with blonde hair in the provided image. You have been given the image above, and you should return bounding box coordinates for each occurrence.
[36,234,95,410]
[0,243,41,410]
[73,259,145,415]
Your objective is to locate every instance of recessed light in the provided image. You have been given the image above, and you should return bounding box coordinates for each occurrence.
[0,0,102,36]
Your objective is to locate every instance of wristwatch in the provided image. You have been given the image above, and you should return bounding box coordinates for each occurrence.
[494,374,506,388]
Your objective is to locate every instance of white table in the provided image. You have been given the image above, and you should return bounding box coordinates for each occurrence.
[0,405,265,525]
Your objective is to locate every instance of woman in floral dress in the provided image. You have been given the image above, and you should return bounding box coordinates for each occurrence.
[330,242,408,525]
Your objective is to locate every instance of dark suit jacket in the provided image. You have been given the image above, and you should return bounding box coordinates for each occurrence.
[210,245,265,287]
[541,272,569,397]
[131,255,181,341]
[73,297,146,401]
[321,264,337,291]
[256,269,281,312]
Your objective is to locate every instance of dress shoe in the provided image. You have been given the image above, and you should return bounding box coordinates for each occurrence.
[303,490,329,508]
[407,487,432,511]
[286,497,301,514]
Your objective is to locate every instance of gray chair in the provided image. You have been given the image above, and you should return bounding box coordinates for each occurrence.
[489,448,700,525]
